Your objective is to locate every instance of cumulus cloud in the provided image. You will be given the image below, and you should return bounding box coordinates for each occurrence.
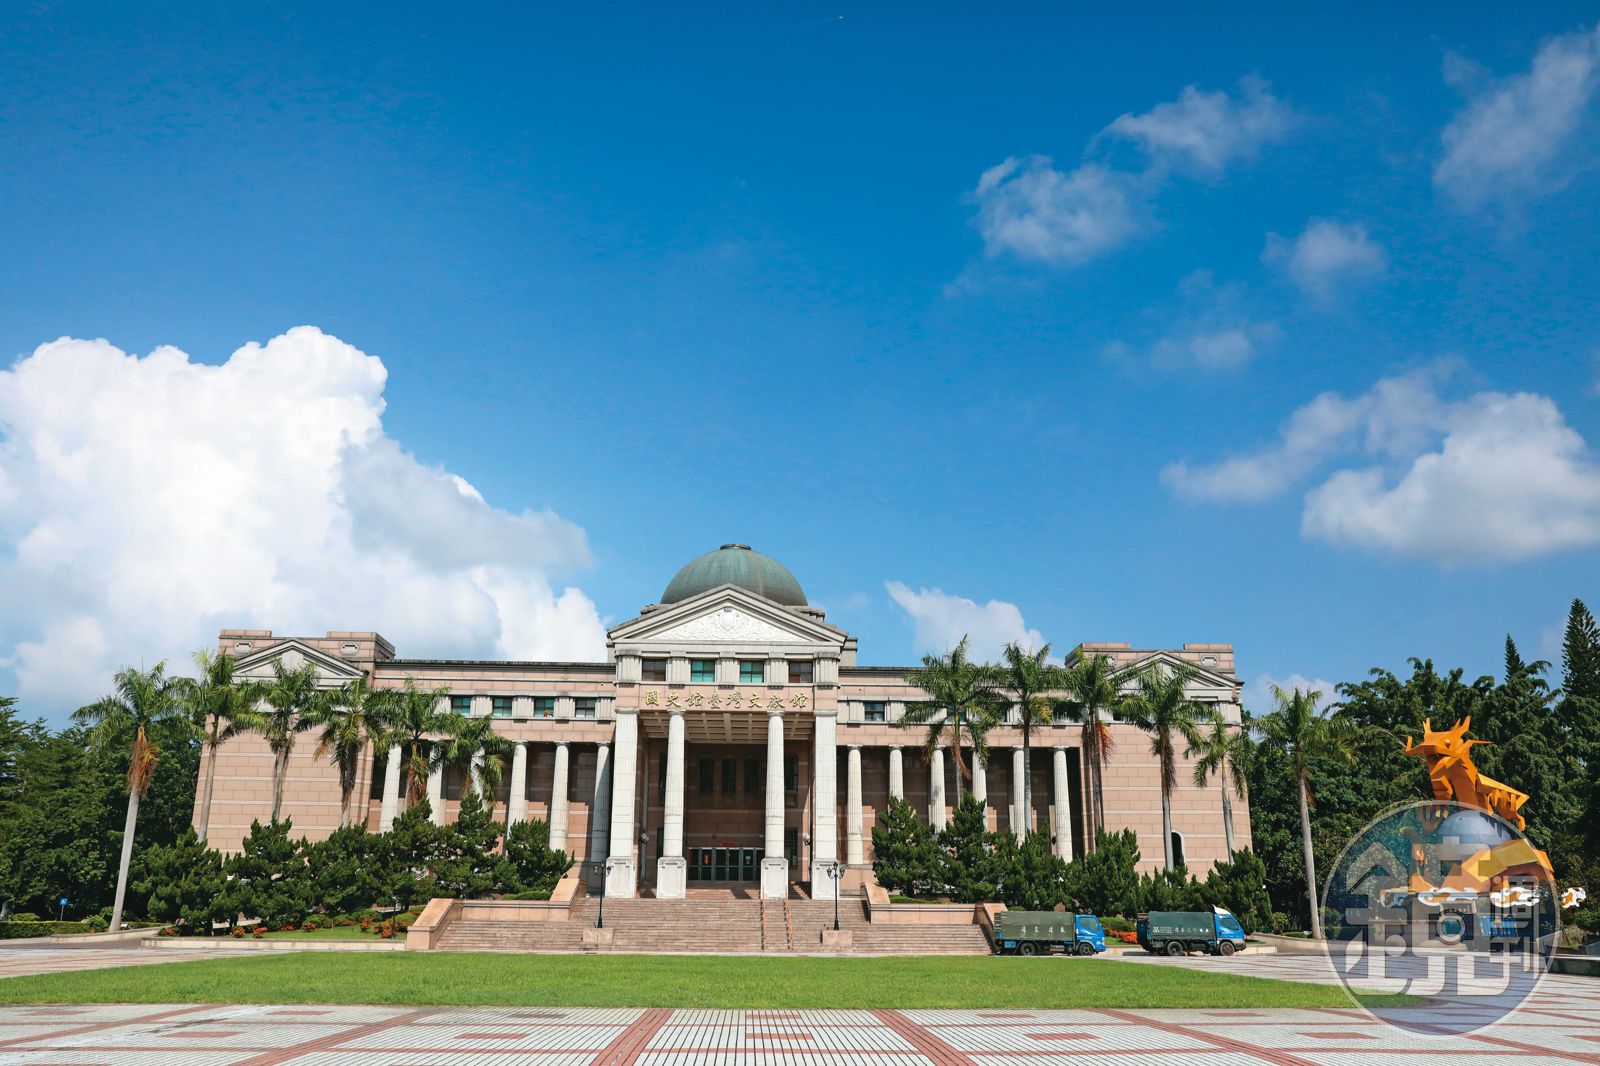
[1122,271,1279,372]
[1263,219,1388,303]
[1104,76,1295,176]
[971,157,1141,265]
[1162,363,1600,563]
[1435,23,1600,213]
[885,581,1044,662]
[0,327,608,714]
[1242,672,1338,714]
[968,78,1293,267]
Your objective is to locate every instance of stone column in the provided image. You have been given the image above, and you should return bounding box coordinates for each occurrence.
[810,709,839,899]
[379,743,402,830]
[588,743,611,878]
[507,742,529,826]
[1052,746,1074,861]
[606,710,639,896]
[845,745,864,865]
[972,749,988,805]
[929,746,947,830]
[888,746,904,800]
[760,710,789,899]
[549,741,571,852]
[656,712,687,898]
[427,747,446,827]
[1011,747,1027,839]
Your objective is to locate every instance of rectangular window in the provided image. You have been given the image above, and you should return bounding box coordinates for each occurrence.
[864,701,886,723]
[721,758,737,794]
[690,659,716,683]
[787,660,813,684]
[533,697,555,718]
[575,697,596,719]
[698,757,714,794]
[641,658,667,682]
[739,660,764,684]
[450,695,473,716]
[784,755,799,794]
[659,753,668,801]
[745,758,762,793]
[491,696,513,718]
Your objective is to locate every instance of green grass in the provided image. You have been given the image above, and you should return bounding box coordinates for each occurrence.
[0,953,1411,1009]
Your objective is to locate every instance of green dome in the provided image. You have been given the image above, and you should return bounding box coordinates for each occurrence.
[661,544,807,607]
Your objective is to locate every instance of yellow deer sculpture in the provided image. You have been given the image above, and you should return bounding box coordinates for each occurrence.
[1402,716,1530,829]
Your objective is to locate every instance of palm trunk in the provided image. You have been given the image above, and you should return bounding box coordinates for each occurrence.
[1160,783,1174,869]
[1220,784,1237,857]
[109,789,140,933]
[339,783,352,829]
[270,749,288,823]
[196,740,218,843]
[1091,715,1107,837]
[1298,775,1323,938]
[1021,721,1033,836]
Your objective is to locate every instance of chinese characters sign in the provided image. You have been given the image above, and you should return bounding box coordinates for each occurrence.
[641,689,808,710]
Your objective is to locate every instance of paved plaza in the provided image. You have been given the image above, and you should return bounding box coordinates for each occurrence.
[2,947,1599,1064]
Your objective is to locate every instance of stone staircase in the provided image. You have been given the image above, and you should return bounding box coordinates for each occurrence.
[433,893,992,955]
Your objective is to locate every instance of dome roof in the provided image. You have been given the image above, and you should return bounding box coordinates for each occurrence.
[661,544,807,607]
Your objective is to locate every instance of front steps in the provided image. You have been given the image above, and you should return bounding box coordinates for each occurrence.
[431,893,991,955]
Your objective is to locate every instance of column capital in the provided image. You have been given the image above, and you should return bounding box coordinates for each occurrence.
[847,742,862,751]
[767,706,784,718]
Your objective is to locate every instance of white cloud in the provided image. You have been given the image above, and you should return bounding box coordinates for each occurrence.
[1162,363,1600,563]
[971,157,1141,265]
[0,327,608,714]
[1263,219,1388,303]
[1435,23,1600,212]
[884,581,1044,662]
[1242,672,1338,715]
[1153,322,1280,371]
[1104,76,1295,176]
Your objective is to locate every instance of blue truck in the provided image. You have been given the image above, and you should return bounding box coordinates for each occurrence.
[1136,909,1248,957]
[992,911,1107,956]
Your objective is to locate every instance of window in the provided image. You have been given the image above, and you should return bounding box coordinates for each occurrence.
[1171,832,1185,869]
[721,759,737,794]
[450,695,473,716]
[532,697,555,718]
[690,659,716,683]
[787,660,813,684]
[745,758,762,793]
[575,697,596,719]
[784,755,799,794]
[864,701,886,723]
[659,753,668,800]
[739,660,764,684]
[491,696,513,718]
[641,658,667,682]
[699,757,714,794]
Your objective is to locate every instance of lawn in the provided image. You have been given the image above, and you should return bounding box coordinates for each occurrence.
[0,953,1408,1009]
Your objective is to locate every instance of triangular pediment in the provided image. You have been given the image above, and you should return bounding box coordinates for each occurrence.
[609,584,847,649]
[1115,651,1238,694]
[233,638,365,686]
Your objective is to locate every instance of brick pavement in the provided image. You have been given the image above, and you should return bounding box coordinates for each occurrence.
[0,949,1595,1064]
[0,947,218,981]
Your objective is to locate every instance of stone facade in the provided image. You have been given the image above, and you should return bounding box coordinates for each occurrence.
[195,548,1251,895]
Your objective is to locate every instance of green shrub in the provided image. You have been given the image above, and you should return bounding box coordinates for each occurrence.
[305,825,382,915]
[132,829,228,935]
[219,819,312,929]
[1062,830,1142,916]
[0,920,94,938]
[84,915,109,932]
[1099,915,1135,933]
[871,798,943,897]
[501,818,572,897]
[501,888,553,901]
[9,913,40,922]
[434,791,506,899]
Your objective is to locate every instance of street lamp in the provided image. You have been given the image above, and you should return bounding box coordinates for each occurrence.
[827,861,845,931]
[597,859,617,929]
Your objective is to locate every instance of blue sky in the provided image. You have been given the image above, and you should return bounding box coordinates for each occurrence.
[3,3,1599,722]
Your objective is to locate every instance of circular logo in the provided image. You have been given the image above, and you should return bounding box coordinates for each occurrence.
[1321,800,1558,1034]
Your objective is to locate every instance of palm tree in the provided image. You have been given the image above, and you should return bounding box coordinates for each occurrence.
[1059,649,1126,846]
[314,676,393,828]
[445,714,515,812]
[1255,685,1357,939]
[993,642,1069,833]
[73,663,188,932]
[1121,663,1208,869]
[1189,707,1253,857]
[179,649,265,843]
[381,677,459,808]
[898,637,1005,804]
[260,659,325,822]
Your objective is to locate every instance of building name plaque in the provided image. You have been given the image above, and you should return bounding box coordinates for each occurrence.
[642,689,808,710]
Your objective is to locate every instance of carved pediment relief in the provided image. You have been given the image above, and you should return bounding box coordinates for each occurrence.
[652,605,807,644]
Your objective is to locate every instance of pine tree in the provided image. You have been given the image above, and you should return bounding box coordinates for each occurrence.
[870,797,941,898]
[1062,828,1142,916]
[305,824,382,915]
[220,819,311,929]
[1563,599,1600,705]
[938,793,999,902]
[502,818,572,897]
[132,829,227,933]
[380,800,444,909]
[992,830,1068,910]
[434,790,502,899]
[1201,849,1272,933]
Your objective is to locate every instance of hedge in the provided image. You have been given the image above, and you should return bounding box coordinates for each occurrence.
[0,920,95,938]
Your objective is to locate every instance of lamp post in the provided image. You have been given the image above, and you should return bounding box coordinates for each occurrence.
[828,861,845,931]
[598,859,616,929]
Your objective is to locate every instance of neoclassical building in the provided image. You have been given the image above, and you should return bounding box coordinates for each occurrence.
[198,544,1250,899]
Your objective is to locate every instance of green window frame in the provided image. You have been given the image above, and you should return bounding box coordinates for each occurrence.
[575,697,596,719]
[491,696,513,718]
[739,660,764,684]
[532,697,556,718]
[449,695,473,716]
[787,660,814,684]
[690,659,716,683]
[864,701,886,722]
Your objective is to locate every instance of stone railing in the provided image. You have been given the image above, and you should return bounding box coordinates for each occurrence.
[406,889,580,951]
